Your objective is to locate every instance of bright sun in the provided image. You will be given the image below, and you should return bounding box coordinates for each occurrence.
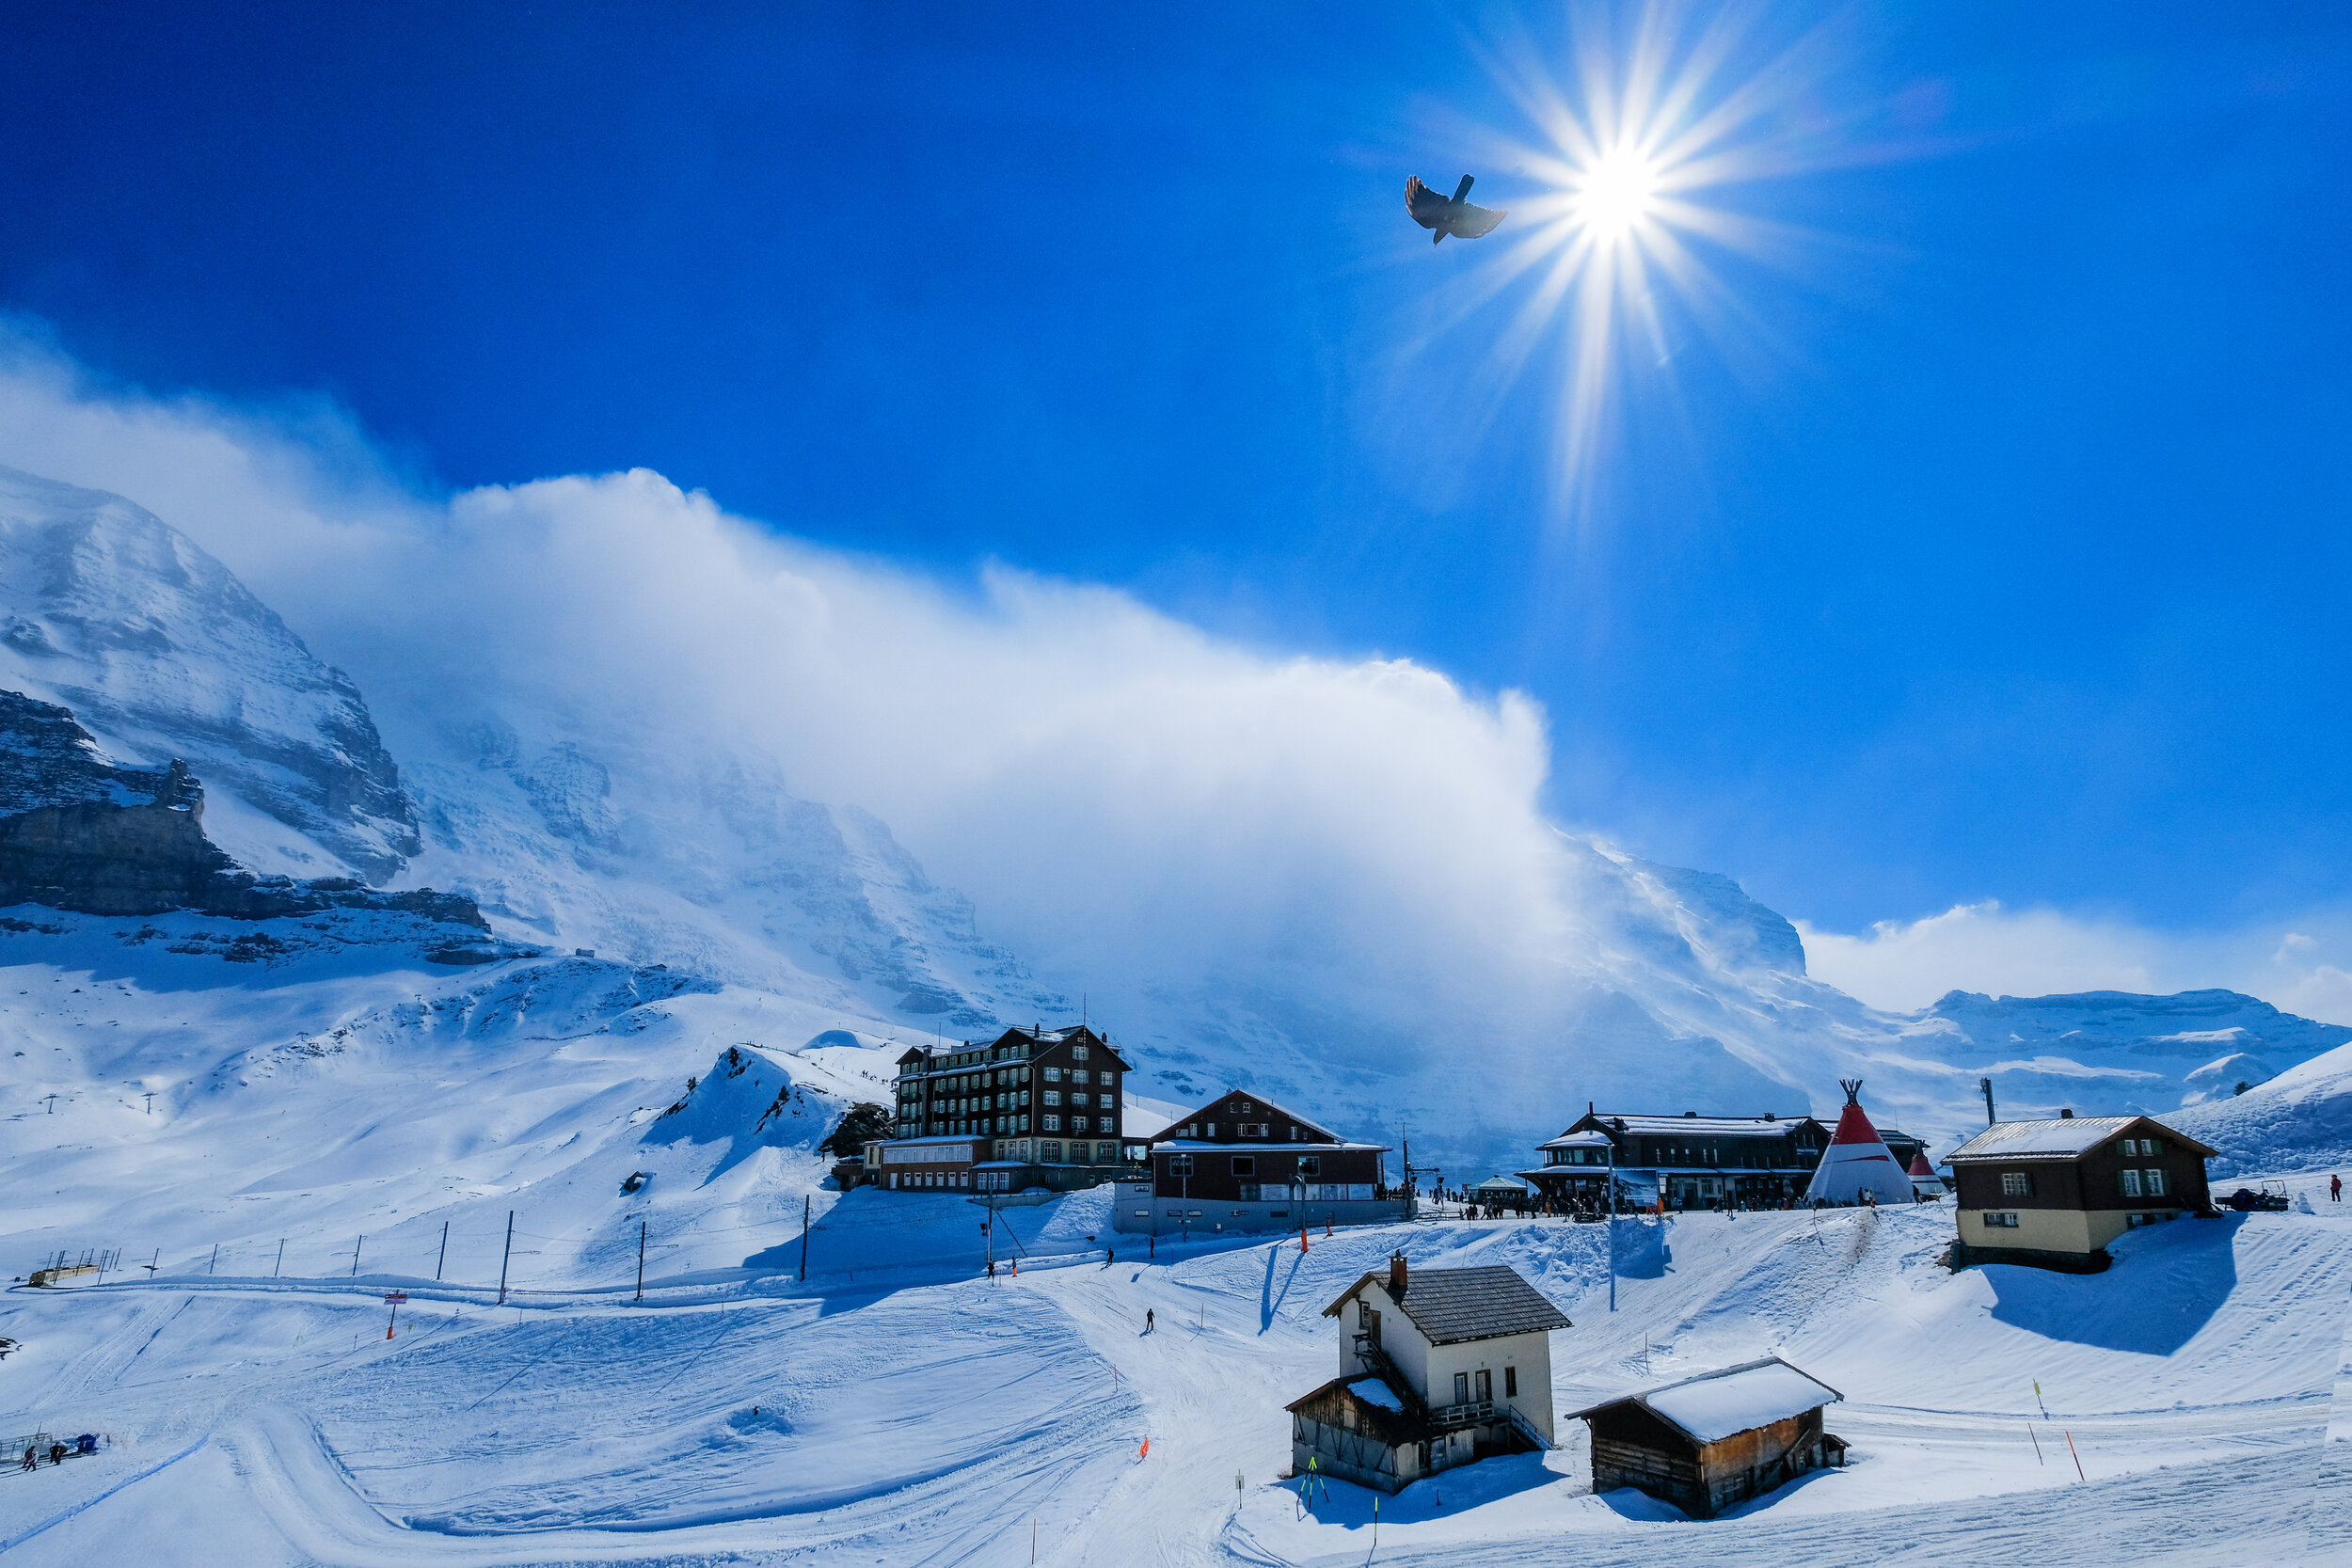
[1571,147,1660,240]
[1441,7,1842,512]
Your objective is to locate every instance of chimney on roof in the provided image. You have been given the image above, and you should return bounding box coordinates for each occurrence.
[2059,1107,2074,1118]
[1389,1249,1407,1295]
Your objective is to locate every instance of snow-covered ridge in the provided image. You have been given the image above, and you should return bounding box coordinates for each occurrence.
[0,465,417,881]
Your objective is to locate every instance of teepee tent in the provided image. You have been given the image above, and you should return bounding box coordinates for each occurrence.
[1804,1082,1915,1206]
[1905,1149,1944,1200]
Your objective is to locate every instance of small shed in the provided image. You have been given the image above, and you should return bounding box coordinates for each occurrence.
[1283,1373,1433,1493]
[1570,1355,1844,1518]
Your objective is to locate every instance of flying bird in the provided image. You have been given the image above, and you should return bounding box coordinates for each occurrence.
[1406,174,1507,245]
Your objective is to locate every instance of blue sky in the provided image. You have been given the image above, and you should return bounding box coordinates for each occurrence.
[4,2,2348,949]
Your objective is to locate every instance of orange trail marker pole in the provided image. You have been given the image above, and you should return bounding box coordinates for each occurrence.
[2064,1429,2085,1481]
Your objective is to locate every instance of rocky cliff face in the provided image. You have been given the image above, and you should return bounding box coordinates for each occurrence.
[0,689,482,927]
[0,465,419,881]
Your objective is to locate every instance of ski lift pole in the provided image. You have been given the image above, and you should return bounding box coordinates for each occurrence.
[496,1211,514,1305]
[635,1218,647,1301]
[799,1194,812,1283]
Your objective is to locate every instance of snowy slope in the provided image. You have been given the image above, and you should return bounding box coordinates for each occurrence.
[0,467,417,881]
[4,1202,2347,1564]
[2172,1039,2352,1180]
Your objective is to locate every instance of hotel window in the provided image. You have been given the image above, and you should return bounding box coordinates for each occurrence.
[1503,1367,1518,1398]
[1041,1141,1062,1162]
[1168,1154,1194,1176]
[1299,1156,1321,1178]
[2120,1169,2143,1197]
[1232,1155,1258,1177]
[1073,1069,1089,1085]
[1101,1117,1118,1133]
[1042,1115,1061,1132]
[1474,1370,1491,1402]
[1072,1044,1089,1060]
[1044,1067,1062,1082]
[2144,1168,2168,1196]
[1043,1090,1061,1106]
[1453,1373,1470,1405]
[1071,1092,1089,1107]
[2000,1171,2031,1197]
[1982,1211,2019,1228]
[1238,1182,1261,1202]
[1098,1142,1118,1162]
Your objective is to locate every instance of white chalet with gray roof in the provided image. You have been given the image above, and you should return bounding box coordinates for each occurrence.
[1283,1252,1569,1493]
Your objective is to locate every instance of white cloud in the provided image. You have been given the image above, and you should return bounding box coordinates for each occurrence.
[0,329,1573,1014]
[1799,901,2352,1025]
[5,324,2346,1052]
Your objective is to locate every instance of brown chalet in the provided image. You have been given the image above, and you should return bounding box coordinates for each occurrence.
[1112,1089,1403,1236]
[1945,1111,2217,1273]
[1571,1356,1845,1518]
[862,1024,1142,1195]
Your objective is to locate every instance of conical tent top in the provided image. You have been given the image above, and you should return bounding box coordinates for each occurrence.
[1826,1082,1887,1147]
[1908,1150,1935,1177]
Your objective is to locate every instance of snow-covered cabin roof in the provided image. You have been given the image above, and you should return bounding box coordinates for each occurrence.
[1570,1356,1842,1447]
[1283,1372,1429,1444]
[1473,1174,1530,1192]
[1323,1265,1570,1346]
[1581,1114,1822,1140]
[1945,1116,2216,1162]
[1537,1130,1616,1150]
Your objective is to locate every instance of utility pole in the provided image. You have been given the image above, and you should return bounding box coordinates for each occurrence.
[144,1092,153,1115]
[1980,1077,1997,1127]
[436,1221,449,1282]
[208,1243,218,1275]
[1607,1134,1617,1313]
[351,1234,363,1277]
[798,1195,812,1282]
[635,1219,647,1301]
[274,1238,285,1278]
[497,1211,515,1305]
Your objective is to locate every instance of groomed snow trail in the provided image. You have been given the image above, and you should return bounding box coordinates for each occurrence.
[3,1203,2347,1565]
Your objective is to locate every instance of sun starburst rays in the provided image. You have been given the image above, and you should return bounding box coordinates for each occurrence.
[1447,8,1851,516]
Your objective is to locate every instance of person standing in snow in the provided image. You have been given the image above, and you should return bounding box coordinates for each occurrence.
[1146,1307,1154,1333]
[2333,1174,2342,1202]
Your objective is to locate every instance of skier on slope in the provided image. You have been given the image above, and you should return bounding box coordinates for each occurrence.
[2332,1174,2342,1203]
[1146,1307,1154,1334]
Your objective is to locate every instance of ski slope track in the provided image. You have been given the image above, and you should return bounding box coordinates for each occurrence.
[3,1206,2350,1564]
[2,464,2352,1560]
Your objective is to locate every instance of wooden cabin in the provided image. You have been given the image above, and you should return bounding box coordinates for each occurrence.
[1571,1356,1845,1518]
[1945,1112,2217,1272]
[1285,1251,1570,1493]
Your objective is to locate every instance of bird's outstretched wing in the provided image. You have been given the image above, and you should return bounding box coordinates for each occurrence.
[1405,175,1451,230]
[1451,200,1507,239]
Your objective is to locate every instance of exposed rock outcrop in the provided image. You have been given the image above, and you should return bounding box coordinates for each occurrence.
[0,689,483,927]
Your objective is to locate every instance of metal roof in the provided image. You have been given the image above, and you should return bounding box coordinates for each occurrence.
[1945,1116,2216,1162]
[1326,1265,1571,1346]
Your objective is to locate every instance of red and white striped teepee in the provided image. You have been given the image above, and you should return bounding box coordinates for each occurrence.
[1804,1080,1915,1206]
[1906,1149,1943,1199]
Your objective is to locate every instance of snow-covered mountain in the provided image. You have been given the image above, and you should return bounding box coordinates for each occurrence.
[0,466,417,881]
[0,461,2344,1192]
